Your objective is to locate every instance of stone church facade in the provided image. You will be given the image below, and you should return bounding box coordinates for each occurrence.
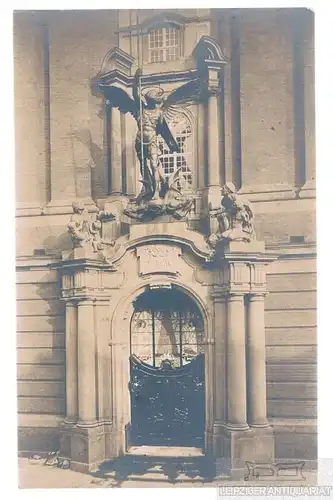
[15,8,316,474]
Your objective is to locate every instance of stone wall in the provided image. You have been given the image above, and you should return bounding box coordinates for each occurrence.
[14,11,119,209]
[16,257,65,453]
[14,12,48,206]
[266,246,317,458]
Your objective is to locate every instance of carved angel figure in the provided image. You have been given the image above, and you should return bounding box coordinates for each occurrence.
[67,201,91,248]
[67,201,116,257]
[98,69,201,202]
[208,182,255,246]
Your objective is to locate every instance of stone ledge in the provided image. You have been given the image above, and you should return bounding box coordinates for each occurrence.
[18,414,64,428]
[18,426,60,454]
[238,183,296,202]
[223,240,266,254]
[270,418,317,434]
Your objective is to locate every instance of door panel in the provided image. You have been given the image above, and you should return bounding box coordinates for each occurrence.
[128,353,205,446]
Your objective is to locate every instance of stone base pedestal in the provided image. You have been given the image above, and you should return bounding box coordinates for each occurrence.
[61,246,107,262]
[60,422,117,473]
[212,424,275,479]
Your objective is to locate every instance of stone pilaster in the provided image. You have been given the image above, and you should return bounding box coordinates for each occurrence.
[205,335,216,452]
[247,293,269,427]
[197,102,206,190]
[14,13,48,208]
[300,10,315,198]
[110,106,122,195]
[207,89,221,189]
[58,252,121,471]
[215,241,276,475]
[193,37,226,231]
[64,301,78,424]
[77,299,97,426]
[125,112,138,197]
[207,89,222,234]
[218,12,234,186]
[212,290,227,424]
[95,299,112,423]
[226,293,249,430]
[211,289,227,457]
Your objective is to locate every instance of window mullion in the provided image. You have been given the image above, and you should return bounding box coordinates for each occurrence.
[163,28,167,61]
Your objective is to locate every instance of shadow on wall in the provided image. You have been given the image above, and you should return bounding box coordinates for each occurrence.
[71,128,105,200]
[34,273,65,351]
[43,232,73,254]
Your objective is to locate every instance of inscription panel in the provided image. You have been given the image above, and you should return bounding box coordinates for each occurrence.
[137,245,181,277]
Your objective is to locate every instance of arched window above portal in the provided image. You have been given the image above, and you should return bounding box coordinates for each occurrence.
[130,288,204,368]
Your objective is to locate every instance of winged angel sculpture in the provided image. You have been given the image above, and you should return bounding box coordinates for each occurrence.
[98,69,201,220]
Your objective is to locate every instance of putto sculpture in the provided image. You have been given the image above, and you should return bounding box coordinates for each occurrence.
[208,182,255,247]
[98,69,200,220]
[67,201,116,258]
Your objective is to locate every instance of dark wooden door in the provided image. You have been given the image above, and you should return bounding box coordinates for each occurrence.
[128,353,205,447]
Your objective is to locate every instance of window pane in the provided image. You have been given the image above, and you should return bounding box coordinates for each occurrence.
[166,27,179,47]
[158,124,192,191]
[149,26,180,63]
[150,50,164,63]
[149,28,163,48]
[166,47,178,61]
[131,290,204,367]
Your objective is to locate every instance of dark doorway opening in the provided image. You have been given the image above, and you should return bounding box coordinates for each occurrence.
[127,288,205,448]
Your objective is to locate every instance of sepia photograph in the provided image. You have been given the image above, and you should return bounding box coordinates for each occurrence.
[13,5,319,490]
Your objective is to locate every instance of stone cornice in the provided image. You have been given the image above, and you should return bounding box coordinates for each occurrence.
[221,251,279,264]
[94,35,226,96]
[266,245,316,260]
[16,256,59,269]
[99,47,135,75]
[51,258,116,274]
[111,232,212,264]
[95,68,198,89]
[117,13,211,34]
[193,35,228,68]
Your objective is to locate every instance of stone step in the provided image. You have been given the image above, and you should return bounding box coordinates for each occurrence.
[127,446,205,457]
[104,471,215,484]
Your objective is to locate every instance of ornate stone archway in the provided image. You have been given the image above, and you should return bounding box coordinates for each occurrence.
[108,278,212,455]
[57,217,276,475]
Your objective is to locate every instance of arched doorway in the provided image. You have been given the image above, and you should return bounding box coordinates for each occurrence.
[127,287,205,448]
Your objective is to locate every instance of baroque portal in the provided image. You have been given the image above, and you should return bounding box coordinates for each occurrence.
[15,8,316,486]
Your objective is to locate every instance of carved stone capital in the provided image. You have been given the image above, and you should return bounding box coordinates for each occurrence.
[207,86,222,97]
[227,292,245,302]
[58,258,122,301]
[77,298,95,307]
[211,286,227,301]
[248,292,267,302]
